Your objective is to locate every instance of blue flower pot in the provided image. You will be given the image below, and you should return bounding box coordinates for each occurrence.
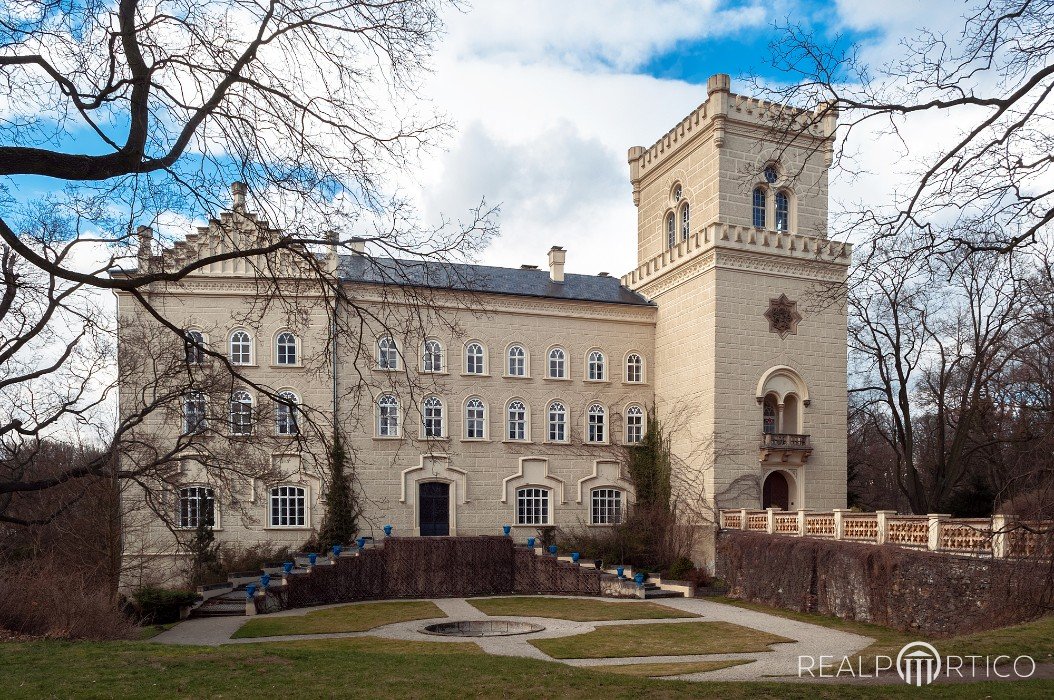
[527,537,536,548]
[548,545,558,556]
[282,561,294,574]
[260,573,271,589]
[502,524,511,536]
[246,584,257,599]
[357,537,366,550]
[333,545,343,557]
[571,552,580,563]
[308,553,317,565]
[616,566,625,579]
[634,572,645,586]
[383,524,393,537]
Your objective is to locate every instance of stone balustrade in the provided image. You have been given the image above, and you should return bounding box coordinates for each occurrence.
[718,509,1052,559]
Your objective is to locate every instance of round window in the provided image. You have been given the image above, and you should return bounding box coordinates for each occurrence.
[764,165,778,183]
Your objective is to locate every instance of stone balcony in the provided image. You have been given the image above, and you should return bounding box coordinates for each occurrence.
[758,432,812,466]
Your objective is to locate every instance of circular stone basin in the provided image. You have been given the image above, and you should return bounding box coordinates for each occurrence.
[421,620,545,637]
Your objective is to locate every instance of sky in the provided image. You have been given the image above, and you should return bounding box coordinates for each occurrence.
[400,0,968,276]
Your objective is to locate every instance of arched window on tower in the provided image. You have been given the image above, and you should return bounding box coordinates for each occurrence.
[753,187,767,228]
[762,397,778,434]
[666,212,675,249]
[680,202,690,241]
[775,191,789,231]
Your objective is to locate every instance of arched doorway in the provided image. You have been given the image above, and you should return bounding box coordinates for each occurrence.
[762,471,790,510]
[419,482,450,536]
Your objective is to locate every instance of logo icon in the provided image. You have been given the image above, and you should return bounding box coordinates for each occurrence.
[896,641,941,686]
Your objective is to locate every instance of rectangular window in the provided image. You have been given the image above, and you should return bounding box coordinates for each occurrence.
[517,487,550,526]
[591,489,623,525]
[178,486,215,528]
[270,486,306,527]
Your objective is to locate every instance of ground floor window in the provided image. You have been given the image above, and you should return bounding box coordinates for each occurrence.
[178,486,215,528]
[590,488,623,525]
[516,487,550,525]
[270,485,306,527]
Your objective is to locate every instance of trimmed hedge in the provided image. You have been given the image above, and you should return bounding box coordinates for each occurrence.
[132,587,199,625]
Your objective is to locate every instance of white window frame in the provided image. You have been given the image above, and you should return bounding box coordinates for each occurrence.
[547,347,566,379]
[229,390,253,436]
[680,202,690,241]
[506,344,527,377]
[625,353,644,383]
[547,401,567,443]
[184,330,206,365]
[422,339,444,373]
[516,487,551,526]
[590,488,623,526]
[177,485,216,529]
[377,394,400,437]
[269,485,307,528]
[587,350,606,382]
[183,391,207,435]
[377,336,399,370]
[587,403,606,444]
[506,400,528,441]
[775,190,790,232]
[275,390,299,436]
[275,331,298,366]
[752,186,767,228]
[465,397,486,439]
[465,341,486,375]
[422,396,444,438]
[625,405,645,444]
[666,211,676,249]
[229,330,253,365]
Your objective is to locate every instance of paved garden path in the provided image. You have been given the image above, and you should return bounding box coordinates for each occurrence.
[151,595,874,682]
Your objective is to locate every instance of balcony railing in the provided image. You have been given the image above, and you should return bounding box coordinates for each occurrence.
[760,433,811,449]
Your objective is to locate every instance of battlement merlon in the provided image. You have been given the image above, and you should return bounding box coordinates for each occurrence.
[627,73,839,206]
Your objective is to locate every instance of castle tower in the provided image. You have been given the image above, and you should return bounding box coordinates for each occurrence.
[622,74,851,561]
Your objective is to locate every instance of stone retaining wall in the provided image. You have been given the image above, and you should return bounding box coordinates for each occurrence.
[716,530,1052,636]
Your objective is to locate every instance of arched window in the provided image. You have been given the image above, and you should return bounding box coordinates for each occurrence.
[775,191,789,231]
[752,187,767,228]
[666,212,676,249]
[377,394,399,436]
[625,353,643,383]
[377,336,398,370]
[422,396,444,438]
[516,487,550,525]
[184,330,205,365]
[465,398,486,439]
[587,350,605,381]
[590,488,623,525]
[269,485,306,527]
[507,400,527,441]
[465,342,485,374]
[548,348,566,379]
[276,391,299,436]
[547,401,567,442]
[422,339,443,373]
[229,390,253,435]
[680,202,690,241]
[177,486,215,529]
[588,403,606,443]
[229,330,252,365]
[763,398,778,434]
[672,183,683,202]
[276,332,297,365]
[507,345,526,377]
[626,405,644,443]
[183,392,207,434]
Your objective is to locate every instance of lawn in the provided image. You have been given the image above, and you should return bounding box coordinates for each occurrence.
[3,637,1053,699]
[596,659,752,677]
[467,596,696,621]
[232,600,446,639]
[708,597,1054,671]
[530,620,792,659]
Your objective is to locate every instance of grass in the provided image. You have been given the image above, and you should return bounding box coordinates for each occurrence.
[596,659,752,677]
[231,600,445,639]
[530,621,793,659]
[467,596,696,621]
[707,597,1054,671]
[137,624,177,640]
[3,637,1052,699]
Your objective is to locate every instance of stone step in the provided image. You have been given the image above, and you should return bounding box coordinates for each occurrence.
[643,588,685,599]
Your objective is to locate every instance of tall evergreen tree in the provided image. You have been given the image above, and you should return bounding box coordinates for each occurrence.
[318,432,358,552]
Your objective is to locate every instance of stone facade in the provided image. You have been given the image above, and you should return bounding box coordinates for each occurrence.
[116,74,850,586]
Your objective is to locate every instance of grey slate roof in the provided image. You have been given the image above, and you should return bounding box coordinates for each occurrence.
[338,255,653,307]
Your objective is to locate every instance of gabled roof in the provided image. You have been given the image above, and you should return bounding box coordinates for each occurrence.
[338,255,653,307]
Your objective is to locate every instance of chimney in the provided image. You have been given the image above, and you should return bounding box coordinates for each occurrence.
[231,181,247,212]
[547,246,566,283]
[136,225,153,272]
[349,236,366,255]
[324,229,339,273]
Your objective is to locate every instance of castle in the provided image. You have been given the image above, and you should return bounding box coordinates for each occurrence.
[115,75,850,584]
